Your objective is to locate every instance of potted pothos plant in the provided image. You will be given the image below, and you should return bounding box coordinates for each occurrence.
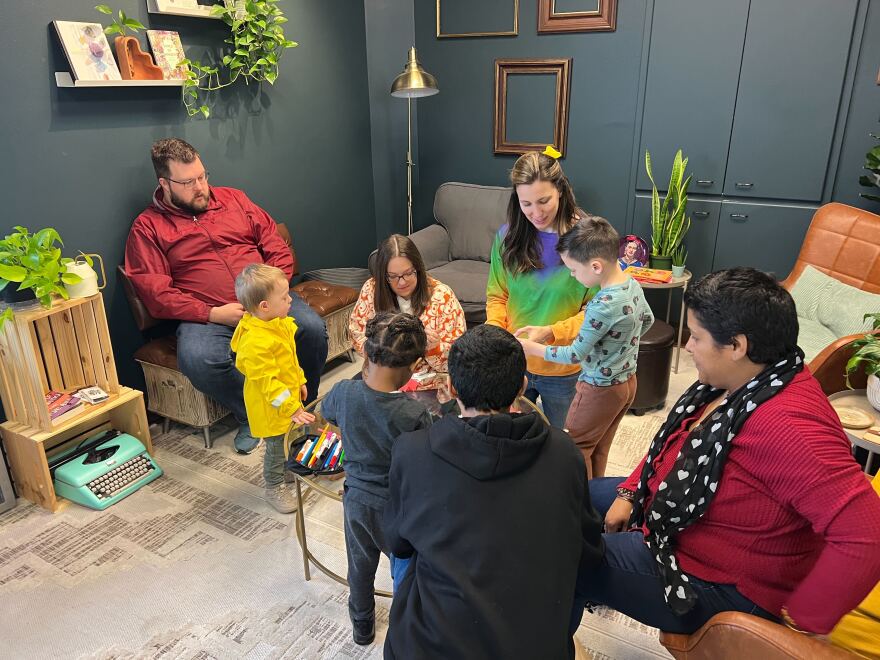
[846,312,880,411]
[181,0,298,118]
[645,149,692,270]
[0,227,82,328]
[95,5,162,80]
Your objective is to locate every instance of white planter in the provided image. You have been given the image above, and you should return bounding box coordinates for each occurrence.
[867,374,880,412]
[671,265,686,278]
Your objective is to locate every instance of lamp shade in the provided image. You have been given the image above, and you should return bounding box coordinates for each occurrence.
[390,47,439,98]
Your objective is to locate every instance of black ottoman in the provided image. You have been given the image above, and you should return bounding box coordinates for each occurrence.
[630,320,675,415]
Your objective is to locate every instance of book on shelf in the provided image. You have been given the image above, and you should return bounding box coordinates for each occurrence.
[146,30,189,80]
[624,266,673,284]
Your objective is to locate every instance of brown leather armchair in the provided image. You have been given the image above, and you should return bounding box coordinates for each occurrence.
[780,203,880,395]
[659,612,857,659]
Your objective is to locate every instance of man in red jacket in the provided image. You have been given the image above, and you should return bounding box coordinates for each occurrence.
[125,138,327,454]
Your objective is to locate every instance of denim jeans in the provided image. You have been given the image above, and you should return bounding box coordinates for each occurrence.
[570,477,780,634]
[176,291,328,426]
[523,371,579,428]
[343,492,386,623]
[263,433,286,487]
[391,554,411,593]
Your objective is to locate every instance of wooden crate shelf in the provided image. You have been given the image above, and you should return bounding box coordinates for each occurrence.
[1,387,151,511]
[0,294,119,432]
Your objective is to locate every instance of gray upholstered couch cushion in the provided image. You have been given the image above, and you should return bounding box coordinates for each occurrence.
[428,260,491,320]
[433,182,510,262]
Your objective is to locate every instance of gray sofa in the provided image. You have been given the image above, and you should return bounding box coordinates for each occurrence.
[409,182,510,324]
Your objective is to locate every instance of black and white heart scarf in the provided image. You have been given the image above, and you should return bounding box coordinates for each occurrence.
[628,348,804,615]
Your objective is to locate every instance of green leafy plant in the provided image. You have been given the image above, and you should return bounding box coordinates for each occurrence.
[645,149,692,258]
[860,133,880,203]
[0,227,83,328]
[846,313,880,388]
[181,0,298,118]
[672,245,687,268]
[95,4,146,37]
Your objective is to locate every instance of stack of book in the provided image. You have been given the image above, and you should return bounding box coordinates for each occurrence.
[45,391,84,423]
[624,266,673,284]
[294,425,344,472]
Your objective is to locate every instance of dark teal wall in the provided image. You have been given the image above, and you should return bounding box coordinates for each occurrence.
[0,1,375,389]
[412,0,649,233]
[833,0,880,214]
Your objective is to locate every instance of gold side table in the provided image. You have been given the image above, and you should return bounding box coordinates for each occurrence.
[639,270,692,373]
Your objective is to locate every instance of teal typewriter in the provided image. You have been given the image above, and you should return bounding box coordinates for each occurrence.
[49,429,163,510]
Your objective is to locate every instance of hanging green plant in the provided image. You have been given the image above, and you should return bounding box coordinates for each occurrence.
[859,133,880,203]
[181,0,298,118]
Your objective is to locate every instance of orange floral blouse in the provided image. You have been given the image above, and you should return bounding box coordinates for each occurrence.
[349,277,466,380]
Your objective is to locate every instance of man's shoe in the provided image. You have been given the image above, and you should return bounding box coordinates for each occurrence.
[234,425,261,455]
[351,618,375,646]
[265,484,298,514]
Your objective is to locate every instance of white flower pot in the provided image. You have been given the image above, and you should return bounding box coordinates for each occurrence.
[671,265,686,278]
[867,374,880,412]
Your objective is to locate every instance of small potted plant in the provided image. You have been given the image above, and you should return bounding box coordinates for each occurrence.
[95,5,162,80]
[645,149,692,270]
[846,313,880,411]
[671,245,687,278]
[0,227,82,329]
[859,132,879,204]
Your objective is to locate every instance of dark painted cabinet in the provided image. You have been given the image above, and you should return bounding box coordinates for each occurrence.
[723,0,857,201]
[636,0,749,197]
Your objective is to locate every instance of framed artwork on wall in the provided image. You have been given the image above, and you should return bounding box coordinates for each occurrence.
[493,58,572,156]
[436,0,519,39]
[537,0,617,34]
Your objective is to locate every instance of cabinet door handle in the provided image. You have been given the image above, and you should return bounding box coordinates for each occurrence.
[693,211,710,218]
[696,179,714,186]
[735,182,754,189]
[730,213,749,220]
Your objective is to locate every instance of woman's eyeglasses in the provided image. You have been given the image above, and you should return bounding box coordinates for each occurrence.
[386,269,417,284]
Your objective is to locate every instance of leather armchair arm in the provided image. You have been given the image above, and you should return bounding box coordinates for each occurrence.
[660,612,855,660]
[810,331,878,396]
[408,224,451,270]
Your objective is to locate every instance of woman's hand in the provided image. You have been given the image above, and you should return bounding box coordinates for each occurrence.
[604,497,634,533]
[425,328,441,351]
[514,325,553,343]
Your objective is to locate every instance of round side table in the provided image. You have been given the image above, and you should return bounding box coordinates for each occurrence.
[828,389,880,473]
[638,269,692,373]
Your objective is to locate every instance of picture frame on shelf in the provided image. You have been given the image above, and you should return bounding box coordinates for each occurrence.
[53,21,122,82]
[537,0,617,34]
[493,58,572,156]
[436,0,519,39]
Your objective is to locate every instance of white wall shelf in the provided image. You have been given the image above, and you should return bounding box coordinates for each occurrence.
[145,0,221,19]
[55,72,184,88]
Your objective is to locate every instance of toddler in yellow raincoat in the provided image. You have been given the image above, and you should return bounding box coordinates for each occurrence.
[231,263,315,513]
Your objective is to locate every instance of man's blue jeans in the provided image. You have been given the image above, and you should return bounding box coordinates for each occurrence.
[524,371,579,428]
[176,291,328,426]
[571,477,779,634]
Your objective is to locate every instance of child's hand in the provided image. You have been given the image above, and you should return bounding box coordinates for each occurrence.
[514,325,552,343]
[291,407,315,425]
[300,384,309,402]
[517,337,545,358]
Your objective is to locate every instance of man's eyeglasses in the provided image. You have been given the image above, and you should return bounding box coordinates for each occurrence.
[165,171,210,189]
[386,269,417,284]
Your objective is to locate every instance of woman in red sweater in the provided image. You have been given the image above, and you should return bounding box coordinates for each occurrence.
[573,267,880,636]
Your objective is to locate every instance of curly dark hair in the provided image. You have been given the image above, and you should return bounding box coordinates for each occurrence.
[151,138,199,179]
[448,325,526,411]
[363,311,427,368]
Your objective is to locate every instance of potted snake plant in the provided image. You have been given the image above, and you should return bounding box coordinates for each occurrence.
[645,149,692,270]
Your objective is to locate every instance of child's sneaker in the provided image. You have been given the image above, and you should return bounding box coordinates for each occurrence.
[265,484,298,513]
[352,617,375,645]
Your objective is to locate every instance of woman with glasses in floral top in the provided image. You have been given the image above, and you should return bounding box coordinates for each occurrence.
[349,234,466,388]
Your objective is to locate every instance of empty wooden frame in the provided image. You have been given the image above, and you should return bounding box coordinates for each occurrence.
[537,0,617,34]
[494,58,572,156]
[436,0,519,39]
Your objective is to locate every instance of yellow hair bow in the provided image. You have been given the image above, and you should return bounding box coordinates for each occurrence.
[542,145,562,159]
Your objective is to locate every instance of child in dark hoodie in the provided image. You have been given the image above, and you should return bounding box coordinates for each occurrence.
[383,324,605,660]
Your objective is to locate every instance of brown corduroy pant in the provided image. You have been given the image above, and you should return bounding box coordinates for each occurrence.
[564,375,637,479]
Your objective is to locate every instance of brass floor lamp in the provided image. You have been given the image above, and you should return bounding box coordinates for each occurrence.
[390,47,439,235]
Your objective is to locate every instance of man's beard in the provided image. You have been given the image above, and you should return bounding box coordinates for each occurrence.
[169,188,210,215]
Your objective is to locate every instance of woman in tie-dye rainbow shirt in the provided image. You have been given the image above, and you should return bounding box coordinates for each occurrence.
[486,150,596,427]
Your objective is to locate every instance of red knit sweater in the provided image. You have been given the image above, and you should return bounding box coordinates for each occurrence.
[620,370,880,633]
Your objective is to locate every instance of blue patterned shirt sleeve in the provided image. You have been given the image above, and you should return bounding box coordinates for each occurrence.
[543,301,614,365]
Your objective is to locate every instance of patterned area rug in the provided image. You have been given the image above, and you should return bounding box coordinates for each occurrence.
[0,354,696,659]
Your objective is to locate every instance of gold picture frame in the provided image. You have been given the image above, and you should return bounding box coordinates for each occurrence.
[436,0,519,39]
[537,0,617,34]
[493,58,572,156]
